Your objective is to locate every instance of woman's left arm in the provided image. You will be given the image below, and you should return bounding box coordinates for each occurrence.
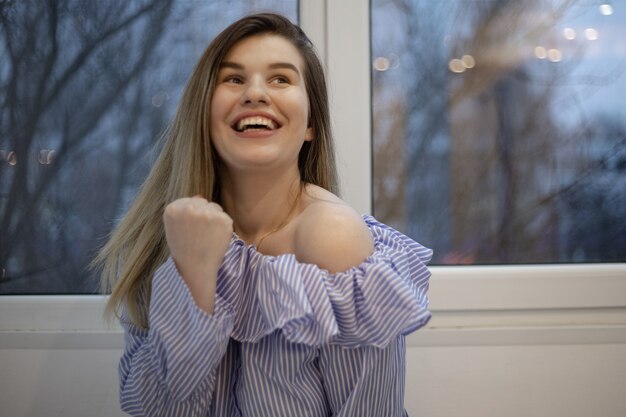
[319,335,410,417]
[289,209,432,347]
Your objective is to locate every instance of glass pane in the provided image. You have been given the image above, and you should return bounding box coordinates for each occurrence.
[0,0,298,294]
[372,0,626,265]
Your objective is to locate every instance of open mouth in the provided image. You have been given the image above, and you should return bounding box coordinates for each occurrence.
[232,116,281,133]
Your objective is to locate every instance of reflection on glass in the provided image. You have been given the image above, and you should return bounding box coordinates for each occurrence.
[372,0,626,264]
[0,1,298,294]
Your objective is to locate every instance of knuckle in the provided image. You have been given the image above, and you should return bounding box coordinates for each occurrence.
[206,202,224,212]
[163,203,177,218]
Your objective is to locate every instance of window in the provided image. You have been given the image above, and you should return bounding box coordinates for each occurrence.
[372,0,626,265]
[0,0,298,294]
[1,0,624,344]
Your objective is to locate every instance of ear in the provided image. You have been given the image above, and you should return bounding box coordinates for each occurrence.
[304,126,314,142]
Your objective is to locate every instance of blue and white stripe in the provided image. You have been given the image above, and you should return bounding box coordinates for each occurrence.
[118,216,430,416]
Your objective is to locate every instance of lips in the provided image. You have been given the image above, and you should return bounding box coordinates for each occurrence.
[232,114,281,132]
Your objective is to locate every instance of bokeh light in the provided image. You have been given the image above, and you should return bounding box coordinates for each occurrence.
[585,28,599,40]
[563,27,576,40]
[461,54,476,68]
[448,58,466,73]
[534,46,547,59]
[599,4,613,16]
[548,48,562,62]
[373,56,390,72]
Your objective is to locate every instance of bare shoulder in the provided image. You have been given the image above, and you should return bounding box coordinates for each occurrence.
[294,185,374,273]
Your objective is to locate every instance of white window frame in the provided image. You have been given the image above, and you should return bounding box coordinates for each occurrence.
[1,0,625,349]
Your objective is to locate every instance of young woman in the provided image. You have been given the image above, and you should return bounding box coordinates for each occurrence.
[95,13,432,417]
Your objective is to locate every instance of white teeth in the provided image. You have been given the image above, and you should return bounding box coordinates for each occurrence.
[236,116,276,131]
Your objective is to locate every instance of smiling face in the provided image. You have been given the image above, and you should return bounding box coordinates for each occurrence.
[209,34,313,175]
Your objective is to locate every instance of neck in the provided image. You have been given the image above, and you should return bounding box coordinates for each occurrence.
[220,166,303,245]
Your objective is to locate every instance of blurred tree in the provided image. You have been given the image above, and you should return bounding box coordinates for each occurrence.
[0,0,175,292]
[372,0,451,252]
[372,0,626,264]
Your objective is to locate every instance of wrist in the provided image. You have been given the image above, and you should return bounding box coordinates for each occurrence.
[172,261,219,314]
[185,278,217,314]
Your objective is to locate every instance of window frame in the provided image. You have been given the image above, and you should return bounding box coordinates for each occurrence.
[1,0,625,348]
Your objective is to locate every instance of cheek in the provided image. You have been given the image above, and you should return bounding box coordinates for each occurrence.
[289,90,310,125]
[209,108,228,136]
[300,88,311,124]
[209,89,231,127]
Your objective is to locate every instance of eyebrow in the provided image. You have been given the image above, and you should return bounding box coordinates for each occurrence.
[268,62,300,74]
[220,61,300,75]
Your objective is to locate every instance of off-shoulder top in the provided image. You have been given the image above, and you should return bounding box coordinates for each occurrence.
[118,215,432,417]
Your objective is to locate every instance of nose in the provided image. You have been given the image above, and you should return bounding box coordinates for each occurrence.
[242,76,269,105]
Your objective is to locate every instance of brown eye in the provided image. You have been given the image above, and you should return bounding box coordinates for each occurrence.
[225,76,244,84]
[271,76,290,84]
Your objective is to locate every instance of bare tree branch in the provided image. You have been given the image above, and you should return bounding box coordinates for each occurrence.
[0,0,174,278]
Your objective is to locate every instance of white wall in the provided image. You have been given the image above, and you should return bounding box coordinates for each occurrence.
[405,343,626,417]
[1,325,625,416]
[1,348,123,417]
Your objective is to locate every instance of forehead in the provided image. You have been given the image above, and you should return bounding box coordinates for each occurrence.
[222,34,305,71]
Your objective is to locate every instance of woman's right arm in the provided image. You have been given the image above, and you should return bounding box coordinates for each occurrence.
[119,258,234,416]
[119,197,235,416]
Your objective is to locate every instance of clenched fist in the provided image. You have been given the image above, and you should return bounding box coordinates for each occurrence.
[163,196,233,313]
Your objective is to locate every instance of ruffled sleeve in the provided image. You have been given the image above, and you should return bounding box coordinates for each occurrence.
[118,258,235,416]
[216,215,431,348]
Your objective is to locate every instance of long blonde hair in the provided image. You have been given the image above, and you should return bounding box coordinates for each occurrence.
[94,13,338,328]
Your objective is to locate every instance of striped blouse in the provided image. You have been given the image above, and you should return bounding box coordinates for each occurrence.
[118,215,432,416]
